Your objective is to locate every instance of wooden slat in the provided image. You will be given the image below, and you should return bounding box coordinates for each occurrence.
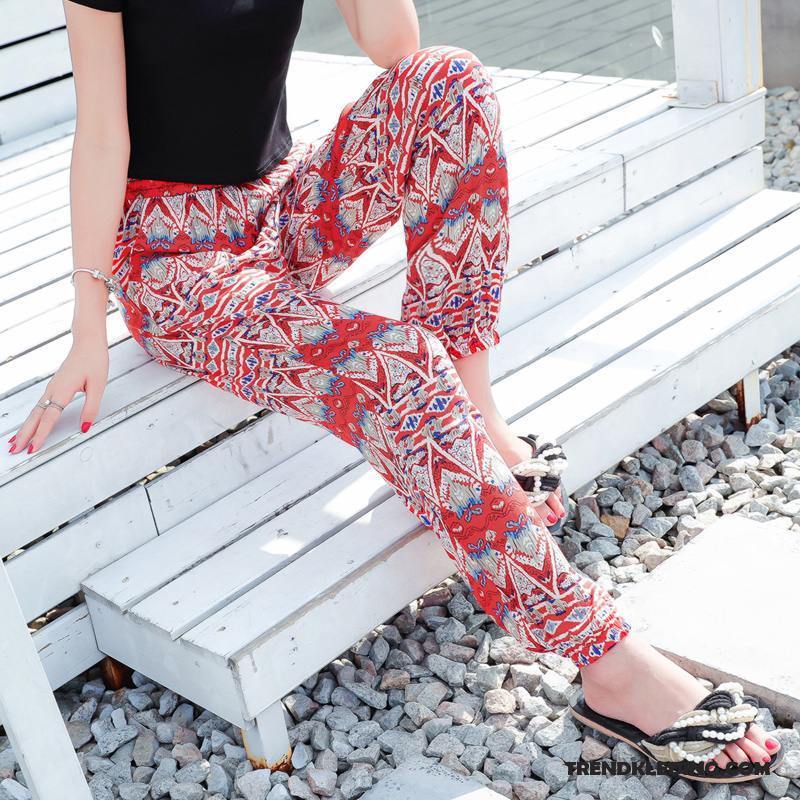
[492,201,800,425]
[81,435,367,612]
[0,148,71,197]
[145,409,325,532]
[6,485,156,622]
[0,0,65,47]
[83,590,247,727]
[33,604,102,691]
[0,78,76,149]
[589,88,766,208]
[0,30,71,97]
[131,464,394,640]
[0,125,73,175]
[515,248,800,492]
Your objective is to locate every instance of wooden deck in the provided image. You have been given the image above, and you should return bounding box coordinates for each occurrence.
[297,0,675,80]
[0,49,780,697]
[0,0,675,145]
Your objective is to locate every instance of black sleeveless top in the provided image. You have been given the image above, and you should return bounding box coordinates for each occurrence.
[66,0,305,185]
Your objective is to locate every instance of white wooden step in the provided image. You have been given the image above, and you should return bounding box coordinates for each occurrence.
[82,187,800,726]
[0,54,772,696]
[0,147,768,554]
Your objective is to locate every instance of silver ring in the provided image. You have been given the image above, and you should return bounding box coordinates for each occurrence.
[36,398,65,412]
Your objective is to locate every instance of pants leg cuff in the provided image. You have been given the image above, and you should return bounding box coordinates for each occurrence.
[447,327,501,361]
[563,614,633,668]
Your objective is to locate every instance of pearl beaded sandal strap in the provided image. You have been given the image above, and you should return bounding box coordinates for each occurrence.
[639,682,760,765]
[510,432,569,504]
[569,680,783,783]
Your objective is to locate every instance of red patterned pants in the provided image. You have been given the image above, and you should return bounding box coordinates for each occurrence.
[111,45,630,666]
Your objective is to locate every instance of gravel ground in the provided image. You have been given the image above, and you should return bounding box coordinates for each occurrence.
[2,89,800,800]
[765,86,800,191]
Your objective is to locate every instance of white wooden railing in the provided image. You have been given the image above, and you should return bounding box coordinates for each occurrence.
[670,0,763,107]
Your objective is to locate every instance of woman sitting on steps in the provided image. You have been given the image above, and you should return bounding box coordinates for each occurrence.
[9,0,784,782]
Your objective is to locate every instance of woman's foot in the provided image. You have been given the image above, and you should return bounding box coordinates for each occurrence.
[450,349,567,529]
[487,420,567,528]
[580,632,780,770]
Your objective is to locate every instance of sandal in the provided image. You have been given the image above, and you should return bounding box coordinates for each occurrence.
[570,681,785,783]
[510,433,569,533]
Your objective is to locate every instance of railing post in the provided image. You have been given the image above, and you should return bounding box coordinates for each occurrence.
[0,562,91,800]
[669,0,763,107]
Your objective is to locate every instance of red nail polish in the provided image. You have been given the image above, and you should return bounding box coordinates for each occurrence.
[547,514,557,523]
[8,435,15,442]
[767,738,779,750]
[81,421,92,433]
[27,443,34,454]
[8,444,14,453]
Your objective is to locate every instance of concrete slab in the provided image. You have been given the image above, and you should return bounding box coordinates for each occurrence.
[362,758,506,800]
[615,515,800,722]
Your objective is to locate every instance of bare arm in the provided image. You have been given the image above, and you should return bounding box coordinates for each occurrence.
[9,2,128,454]
[335,0,420,69]
[64,0,129,335]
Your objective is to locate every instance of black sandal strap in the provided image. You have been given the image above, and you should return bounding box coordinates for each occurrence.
[640,682,760,765]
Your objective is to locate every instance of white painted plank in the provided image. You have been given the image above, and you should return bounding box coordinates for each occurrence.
[85,591,247,727]
[0,226,71,280]
[0,205,70,254]
[0,146,71,195]
[230,504,450,720]
[515,247,800,492]
[503,82,656,147]
[0,0,65,47]
[0,79,76,146]
[81,434,365,612]
[0,30,71,97]
[0,564,91,800]
[547,88,671,150]
[6,485,156,621]
[0,177,68,225]
[33,604,102,691]
[145,410,325,532]
[130,464,394,640]
[0,249,72,304]
[183,498,433,685]
[492,201,800,427]
[620,93,765,208]
[0,126,73,176]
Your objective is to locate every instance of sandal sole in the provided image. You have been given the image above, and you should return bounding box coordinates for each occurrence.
[545,482,569,534]
[570,703,784,783]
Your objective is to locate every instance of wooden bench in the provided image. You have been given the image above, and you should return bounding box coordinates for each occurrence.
[2,0,797,792]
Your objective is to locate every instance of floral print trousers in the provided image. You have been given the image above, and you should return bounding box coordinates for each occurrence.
[111,45,631,667]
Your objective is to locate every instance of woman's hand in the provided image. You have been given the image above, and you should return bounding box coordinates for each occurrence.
[9,291,109,456]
